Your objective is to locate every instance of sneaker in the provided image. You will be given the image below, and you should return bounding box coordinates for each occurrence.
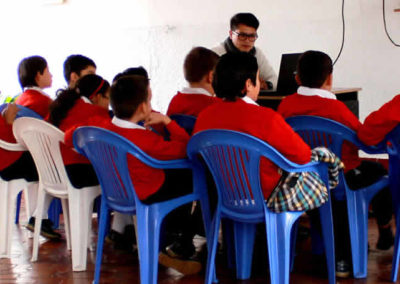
[336,259,351,278]
[376,227,394,250]
[158,252,202,275]
[26,217,61,240]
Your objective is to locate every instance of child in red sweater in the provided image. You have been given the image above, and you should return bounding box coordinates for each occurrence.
[194,52,311,199]
[166,46,220,117]
[15,56,53,118]
[278,50,393,277]
[103,75,201,274]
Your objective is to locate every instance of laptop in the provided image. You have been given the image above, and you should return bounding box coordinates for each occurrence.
[260,53,302,96]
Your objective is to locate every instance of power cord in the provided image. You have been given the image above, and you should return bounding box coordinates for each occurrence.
[333,0,345,65]
[383,0,400,47]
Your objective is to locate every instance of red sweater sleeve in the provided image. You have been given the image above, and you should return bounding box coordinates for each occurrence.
[358,94,400,145]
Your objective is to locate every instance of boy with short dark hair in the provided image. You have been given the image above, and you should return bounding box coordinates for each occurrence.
[167,46,220,117]
[102,75,202,275]
[278,50,393,278]
[63,54,96,88]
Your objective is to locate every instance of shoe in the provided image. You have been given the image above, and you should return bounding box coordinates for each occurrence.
[376,227,394,250]
[336,259,351,278]
[26,217,61,240]
[165,240,196,259]
[105,229,124,245]
[158,252,202,275]
[106,226,137,253]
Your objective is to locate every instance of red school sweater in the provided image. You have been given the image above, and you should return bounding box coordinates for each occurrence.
[0,116,23,171]
[15,89,52,118]
[193,99,311,199]
[166,91,220,117]
[57,99,110,165]
[358,94,400,146]
[278,93,362,171]
[68,118,190,200]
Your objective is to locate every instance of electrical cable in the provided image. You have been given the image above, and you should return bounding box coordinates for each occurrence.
[383,0,400,47]
[333,0,345,65]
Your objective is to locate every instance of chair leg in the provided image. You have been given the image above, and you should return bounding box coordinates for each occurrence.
[15,192,22,225]
[222,219,235,269]
[346,190,369,278]
[68,188,98,271]
[205,212,221,284]
[391,209,400,282]
[265,211,302,284]
[318,199,336,284]
[136,207,162,284]
[24,183,38,224]
[233,222,257,280]
[61,198,71,251]
[31,186,46,262]
[93,205,110,284]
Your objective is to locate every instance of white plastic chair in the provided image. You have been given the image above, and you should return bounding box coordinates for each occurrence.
[12,117,101,271]
[0,138,38,258]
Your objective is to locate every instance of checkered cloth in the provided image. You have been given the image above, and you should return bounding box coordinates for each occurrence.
[266,147,344,212]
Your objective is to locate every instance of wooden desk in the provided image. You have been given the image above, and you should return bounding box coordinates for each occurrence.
[257,87,361,117]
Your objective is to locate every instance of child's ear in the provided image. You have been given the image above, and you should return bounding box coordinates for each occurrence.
[207,70,214,84]
[295,74,301,86]
[70,72,79,85]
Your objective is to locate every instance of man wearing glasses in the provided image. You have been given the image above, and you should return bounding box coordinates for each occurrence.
[212,13,277,90]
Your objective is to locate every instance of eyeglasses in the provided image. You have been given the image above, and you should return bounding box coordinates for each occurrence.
[232,31,258,42]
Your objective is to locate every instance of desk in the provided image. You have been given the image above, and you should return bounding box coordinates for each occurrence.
[257,87,362,117]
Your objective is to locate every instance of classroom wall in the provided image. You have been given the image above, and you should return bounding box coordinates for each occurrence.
[0,0,399,120]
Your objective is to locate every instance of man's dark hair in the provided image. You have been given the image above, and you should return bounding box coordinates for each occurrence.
[230,13,260,30]
[112,66,149,83]
[297,50,333,88]
[63,54,96,83]
[213,52,258,101]
[18,55,48,89]
[110,75,149,119]
[184,47,219,83]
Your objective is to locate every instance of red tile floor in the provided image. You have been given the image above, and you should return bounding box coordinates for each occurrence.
[0,209,396,283]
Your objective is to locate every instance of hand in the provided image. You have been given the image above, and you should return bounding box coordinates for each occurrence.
[144,112,171,128]
[3,103,19,125]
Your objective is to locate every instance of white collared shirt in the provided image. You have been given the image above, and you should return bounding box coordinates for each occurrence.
[81,96,92,104]
[23,86,50,98]
[181,87,213,97]
[297,86,336,100]
[111,116,145,130]
[242,95,259,106]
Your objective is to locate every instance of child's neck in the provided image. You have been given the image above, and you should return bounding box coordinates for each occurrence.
[189,82,214,96]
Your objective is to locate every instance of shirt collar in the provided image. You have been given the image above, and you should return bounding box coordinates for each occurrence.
[81,96,92,104]
[241,95,259,106]
[111,116,145,130]
[23,86,50,97]
[297,86,336,100]
[180,87,213,97]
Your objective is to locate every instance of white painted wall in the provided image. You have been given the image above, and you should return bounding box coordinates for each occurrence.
[0,0,399,120]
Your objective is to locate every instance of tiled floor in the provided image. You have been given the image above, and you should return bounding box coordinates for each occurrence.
[0,213,396,283]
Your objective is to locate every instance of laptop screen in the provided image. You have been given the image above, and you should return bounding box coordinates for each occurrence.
[275,53,302,95]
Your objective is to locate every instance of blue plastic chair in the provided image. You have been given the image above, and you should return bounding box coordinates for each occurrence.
[384,124,400,282]
[170,114,197,135]
[187,129,335,284]
[286,115,389,278]
[73,126,211,284]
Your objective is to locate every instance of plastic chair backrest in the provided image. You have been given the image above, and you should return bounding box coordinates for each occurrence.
[0,103,43,119]
[170,114,196,135]
[12,117,69,196]
[73,126,140,213]
[187,129,324,220]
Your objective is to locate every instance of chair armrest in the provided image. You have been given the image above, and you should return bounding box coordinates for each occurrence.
[139,156,192,170]
[0,139,26,151]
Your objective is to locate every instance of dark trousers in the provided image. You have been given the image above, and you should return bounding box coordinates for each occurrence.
[142,168,196,248]
[310,160,392,261]
[0,152,38,182]
[65,164,99,189]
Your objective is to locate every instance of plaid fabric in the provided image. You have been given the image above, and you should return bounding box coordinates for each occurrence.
[266,147,344,212]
